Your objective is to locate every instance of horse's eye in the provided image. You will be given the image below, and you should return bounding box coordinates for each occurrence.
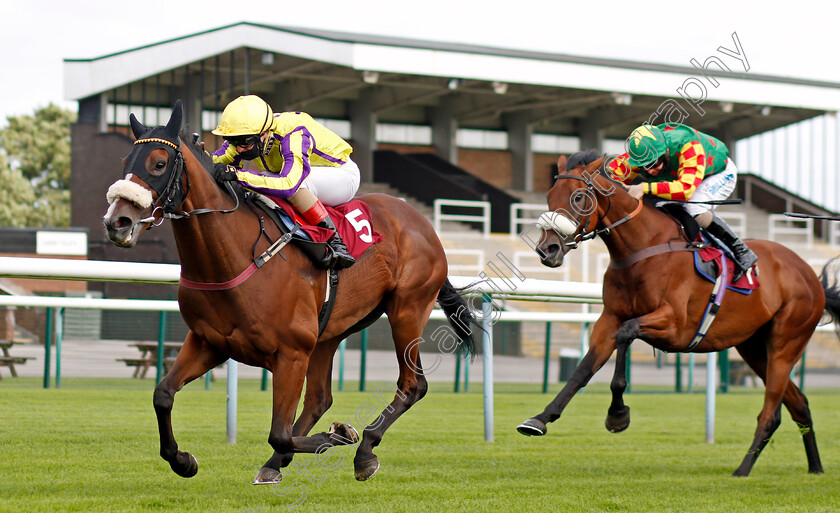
[150,160,167,176]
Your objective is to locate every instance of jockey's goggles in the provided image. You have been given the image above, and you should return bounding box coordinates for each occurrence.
[224,134,261,148]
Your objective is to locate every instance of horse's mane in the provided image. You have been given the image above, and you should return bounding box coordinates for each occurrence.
[566,149,621,182]
[179,129,251,204]
[179,129,215,173]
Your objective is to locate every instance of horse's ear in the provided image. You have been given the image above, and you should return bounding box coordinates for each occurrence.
[165,100,183,139]
[557,155,568,173]
[587,155,607,173]
[129,113,146,140]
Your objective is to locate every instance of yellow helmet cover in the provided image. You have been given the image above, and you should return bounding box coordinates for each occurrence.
[212,95,274,137]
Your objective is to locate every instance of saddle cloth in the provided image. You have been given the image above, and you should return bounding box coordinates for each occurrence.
[262,194,383,259]
[694,234,759,294]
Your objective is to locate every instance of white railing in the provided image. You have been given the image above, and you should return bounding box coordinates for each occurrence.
[512,250,569,281]
[509,203,546,239]
[433,199,491,238]
[444,249,485,275]
[831,222,840,249]
[768,214,813,248]
[6,255,816,444]
[716,212,748,239]
[595,253,611,283]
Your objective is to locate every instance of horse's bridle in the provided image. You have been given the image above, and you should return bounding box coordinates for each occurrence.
[130,137,241,226]
[552,173,643,248]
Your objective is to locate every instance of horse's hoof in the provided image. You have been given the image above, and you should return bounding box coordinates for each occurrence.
[605,406,630,433]
[354,457,380,481]
[171,452,198,478]
[253,466,283,485]
[329,422,360,444]
[517,418,547,436]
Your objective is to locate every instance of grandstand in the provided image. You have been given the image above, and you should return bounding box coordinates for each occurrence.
[47,22,840,375]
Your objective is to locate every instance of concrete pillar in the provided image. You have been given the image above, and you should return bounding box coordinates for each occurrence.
[184,72,203,136]
[505,111,533,191]
[577,109,604,152]
[432,95,458,164]
[720,123,738,163]
[350,89,378,183]
[77,94,109,133]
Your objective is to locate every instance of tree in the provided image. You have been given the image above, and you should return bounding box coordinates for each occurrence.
[0,103,76,227]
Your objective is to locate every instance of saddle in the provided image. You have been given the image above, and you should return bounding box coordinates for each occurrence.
[655,200,759,294]
[243,191,382,338]
[247,192,381,269]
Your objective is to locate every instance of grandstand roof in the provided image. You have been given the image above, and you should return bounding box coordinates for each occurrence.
[63,22,840,141]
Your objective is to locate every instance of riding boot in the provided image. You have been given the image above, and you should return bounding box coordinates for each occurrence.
[316,215,356,270]
[705,214,758,282]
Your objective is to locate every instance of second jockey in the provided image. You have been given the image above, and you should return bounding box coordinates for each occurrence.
[607,123,758,282]
[211,95,359,269]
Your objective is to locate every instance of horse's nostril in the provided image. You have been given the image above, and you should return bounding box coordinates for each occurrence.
[114,216,132,229]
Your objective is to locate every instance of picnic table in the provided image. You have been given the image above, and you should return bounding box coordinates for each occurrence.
[0,340,35,380]
[118,342,183,379]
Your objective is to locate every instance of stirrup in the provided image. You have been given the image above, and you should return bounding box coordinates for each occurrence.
[327,242,355,270]
[733,264,757,285]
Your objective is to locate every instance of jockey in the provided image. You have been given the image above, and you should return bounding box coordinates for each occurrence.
[607,123,758,281]
[211,95,359,269]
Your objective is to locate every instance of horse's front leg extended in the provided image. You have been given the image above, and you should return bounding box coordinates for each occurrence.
[259,340,357,475]
[154,332,226,478]
[253,349,310,485]
[517,315,620,436]
[605,305,676,433]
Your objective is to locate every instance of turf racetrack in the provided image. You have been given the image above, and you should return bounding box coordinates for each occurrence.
[1,378,838,512]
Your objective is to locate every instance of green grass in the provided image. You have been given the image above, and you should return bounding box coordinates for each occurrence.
[1,378,838,512]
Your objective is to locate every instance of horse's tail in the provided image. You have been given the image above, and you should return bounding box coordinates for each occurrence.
[437,278,480,357]
[819,257,840,335]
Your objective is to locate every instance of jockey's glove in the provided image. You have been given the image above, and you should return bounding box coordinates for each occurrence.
[213,163,239,182]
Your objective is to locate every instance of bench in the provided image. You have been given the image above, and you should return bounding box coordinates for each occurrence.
[0,355,35,379]
[729,360,758,386]
[118,357,179,379]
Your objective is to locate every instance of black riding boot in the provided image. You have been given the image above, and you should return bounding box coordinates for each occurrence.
[705,214,758,282]
[317,216,355,269]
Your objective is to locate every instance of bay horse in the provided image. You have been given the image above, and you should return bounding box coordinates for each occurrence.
[517,152,840,477]
[102,101,475,483]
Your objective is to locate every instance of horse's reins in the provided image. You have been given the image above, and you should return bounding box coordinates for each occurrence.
[129,137,297,291]
[553,173,734,350]
[552,173,705,267]
[553,173,644,248]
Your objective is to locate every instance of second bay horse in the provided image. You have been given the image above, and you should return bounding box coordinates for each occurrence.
[517,152,840,477]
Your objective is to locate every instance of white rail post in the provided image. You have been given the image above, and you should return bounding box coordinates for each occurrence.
[227,360,238,444]
[482,293,494,442]
[706,352,717,444]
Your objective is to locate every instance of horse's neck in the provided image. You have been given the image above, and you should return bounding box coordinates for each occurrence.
[598,197,679,261]
[172,151,256,280]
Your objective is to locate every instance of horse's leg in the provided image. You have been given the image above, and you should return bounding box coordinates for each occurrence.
[257,340,358,481]
[734,334,822,475]
[153,331,226,478]
[604,320,637,433]
[254,348,311,485]
[351,300,435,481]
[517,315,621,436]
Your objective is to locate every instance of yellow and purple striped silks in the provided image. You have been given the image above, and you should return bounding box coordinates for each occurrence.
[212,111,353,198]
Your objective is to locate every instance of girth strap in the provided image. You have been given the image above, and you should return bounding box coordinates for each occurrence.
[318,269,339,338]
[609,240,706,270]
[685,257,728,351]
